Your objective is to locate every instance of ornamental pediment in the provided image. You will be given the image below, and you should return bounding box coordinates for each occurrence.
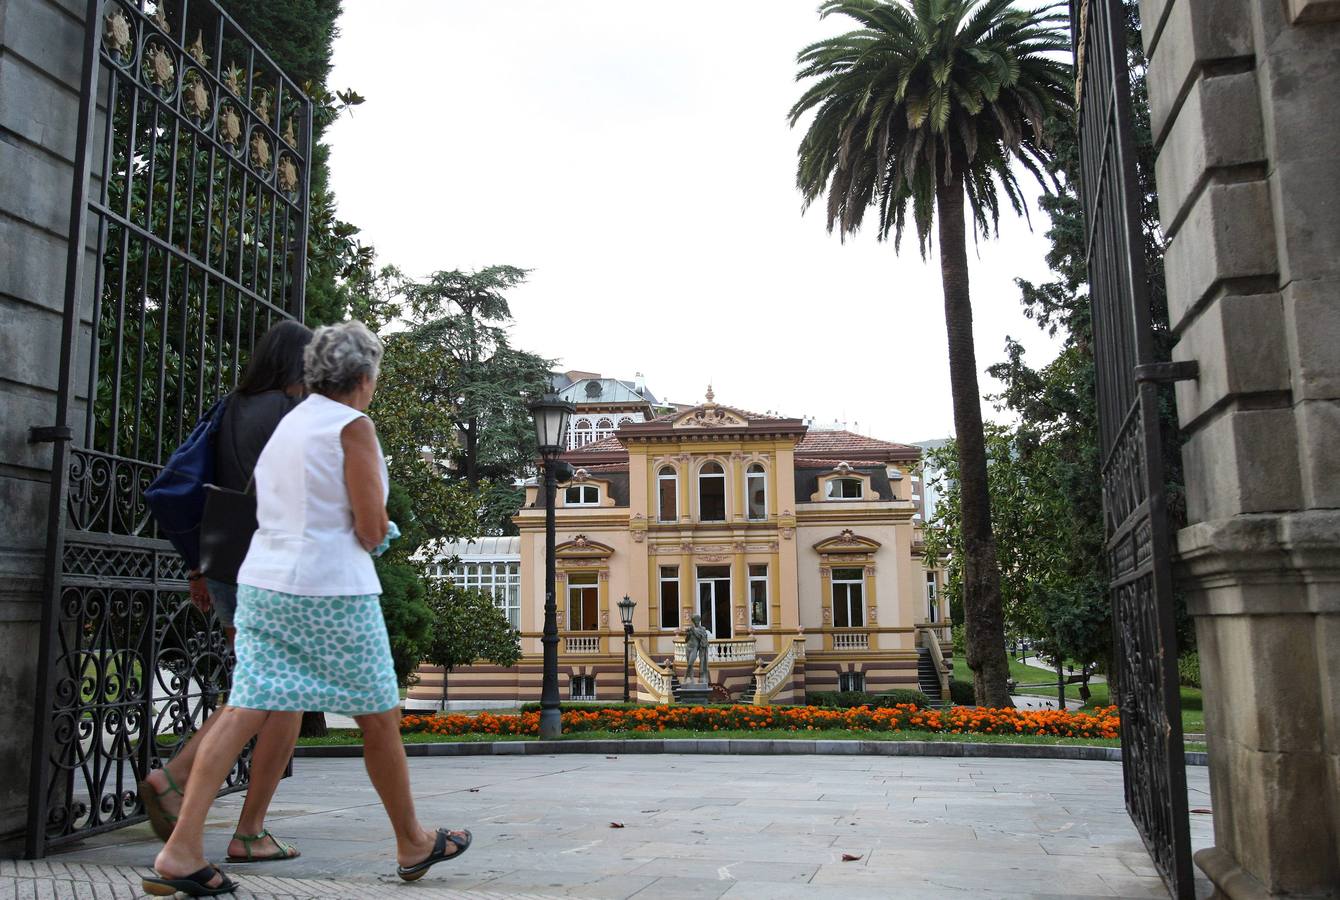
[555,534,615,559]
[812,529,882,553]
[672,405,749,429]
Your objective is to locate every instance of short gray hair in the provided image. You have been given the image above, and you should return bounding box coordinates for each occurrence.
[304,321,383,396]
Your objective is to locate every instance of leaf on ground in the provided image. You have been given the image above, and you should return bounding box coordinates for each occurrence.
[1191,808,1211,814]
[609,822,625,829]
[842,853,863,862]
[467,788,480,792]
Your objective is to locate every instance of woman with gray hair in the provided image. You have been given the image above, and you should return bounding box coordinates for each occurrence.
[147,322,470,897]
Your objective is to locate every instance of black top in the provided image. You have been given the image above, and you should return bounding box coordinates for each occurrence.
[214,390,300,491]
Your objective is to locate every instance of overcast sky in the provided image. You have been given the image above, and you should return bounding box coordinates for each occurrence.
[326,1,1063,443]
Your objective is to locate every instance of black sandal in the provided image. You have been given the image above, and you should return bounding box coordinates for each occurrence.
[396,828,472,882]
[141,864,236,896]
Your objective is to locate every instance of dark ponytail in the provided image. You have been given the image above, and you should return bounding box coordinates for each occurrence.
[236,320,314,395]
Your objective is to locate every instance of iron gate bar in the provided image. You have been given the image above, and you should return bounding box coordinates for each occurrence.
[1071,0,1195,897]
[26,0,311,858]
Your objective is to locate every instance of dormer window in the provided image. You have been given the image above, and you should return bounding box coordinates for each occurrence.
[564,484,599,506]
[827,477,863,500]
[698,461,726,522]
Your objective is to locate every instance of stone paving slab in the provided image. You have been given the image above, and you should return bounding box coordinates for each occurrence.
[35,754,1216,898]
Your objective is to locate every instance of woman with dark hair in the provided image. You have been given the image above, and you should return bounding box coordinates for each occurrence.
[139,319,313,866]
[147,322,469,897]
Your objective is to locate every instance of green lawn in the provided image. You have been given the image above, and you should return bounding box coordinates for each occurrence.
[952,658,1204,734]
[299,727,1124,749]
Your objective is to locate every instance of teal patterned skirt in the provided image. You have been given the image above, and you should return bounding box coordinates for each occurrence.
[229,585,400,716]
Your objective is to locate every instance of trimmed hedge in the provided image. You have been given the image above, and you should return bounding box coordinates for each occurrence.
[518,701,655,713]
[949,679,976,706]
[806,690,930,710]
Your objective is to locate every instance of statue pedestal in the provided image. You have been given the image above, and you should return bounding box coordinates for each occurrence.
[676,681,713,706]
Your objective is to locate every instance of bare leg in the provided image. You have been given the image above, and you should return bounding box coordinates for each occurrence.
[353,708,451,867]
[143,627,237,816]
[153,706,269,884]
[226,710,302,859]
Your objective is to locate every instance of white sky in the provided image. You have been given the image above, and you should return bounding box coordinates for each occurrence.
[326,1,1063,444]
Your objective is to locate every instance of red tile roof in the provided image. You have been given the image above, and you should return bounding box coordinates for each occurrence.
[795,457,890,469]
[570,435,624,453]
[795,430,921,459]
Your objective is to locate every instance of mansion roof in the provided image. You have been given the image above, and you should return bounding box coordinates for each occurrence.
[565,425,921,465]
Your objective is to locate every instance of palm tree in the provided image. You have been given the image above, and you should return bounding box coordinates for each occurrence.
[791,0,1072,708]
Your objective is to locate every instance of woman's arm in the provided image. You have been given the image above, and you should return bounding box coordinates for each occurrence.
[341,416,389,551]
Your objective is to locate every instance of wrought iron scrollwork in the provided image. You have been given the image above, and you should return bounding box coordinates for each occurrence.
[29,0,310,857]
[1072,0,1194,896]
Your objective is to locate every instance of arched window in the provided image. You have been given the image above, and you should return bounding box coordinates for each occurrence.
[564,484,599,505]
[827,477,863,500]
[595,417,614,429]
[698,461,726,522]
[657,466,678,522]
[746,462,767,520]
[618,416,634,426]
[570,418,594,449]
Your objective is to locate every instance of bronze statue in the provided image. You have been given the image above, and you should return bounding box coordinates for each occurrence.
[684,614,711,684]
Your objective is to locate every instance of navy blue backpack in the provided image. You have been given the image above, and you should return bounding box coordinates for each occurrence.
[144,397,230,570]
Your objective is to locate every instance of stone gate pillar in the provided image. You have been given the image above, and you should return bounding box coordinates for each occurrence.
[1140,0,1340,895]
[0,0,94,843]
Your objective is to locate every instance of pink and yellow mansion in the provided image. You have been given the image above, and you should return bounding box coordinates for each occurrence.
[409,382,950,709]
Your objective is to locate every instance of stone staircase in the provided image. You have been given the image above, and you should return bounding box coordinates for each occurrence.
[917,646,944,706]
[668,672,752,704]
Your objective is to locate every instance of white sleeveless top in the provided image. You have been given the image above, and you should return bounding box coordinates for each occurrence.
[238,394,388,596]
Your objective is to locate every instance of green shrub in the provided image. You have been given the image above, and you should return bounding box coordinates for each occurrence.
[805,690,928,710]
[518,701,656,712]
[951,623,966,658]
[1177,651,1201,688]
[949,679,975,706]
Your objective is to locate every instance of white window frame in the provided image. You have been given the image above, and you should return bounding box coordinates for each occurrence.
[567,572,599,631]
[570,674,596,700]
[444,559,521,629]
[748,563,769,627]
[564,483,600,506]
[839,671,866,693]
[745,462,768,521]
[657,466,678,522]
[659,565,680,629]
[826,477,864,500]
[831,567,865,628]
[698,460,727,522]
[926,571,939,622]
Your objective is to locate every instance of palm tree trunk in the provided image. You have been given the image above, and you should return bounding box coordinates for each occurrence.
[935,172,1012,709]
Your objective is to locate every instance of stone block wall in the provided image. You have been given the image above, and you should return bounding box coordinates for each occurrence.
[1139,0,1340,894]
[0,0,93,843]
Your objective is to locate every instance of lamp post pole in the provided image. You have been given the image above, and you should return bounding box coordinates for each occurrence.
[539,456,561,738]
[530,394,573,741]
[619,594,636,703]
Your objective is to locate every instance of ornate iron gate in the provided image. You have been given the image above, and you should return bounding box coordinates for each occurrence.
[26,0,310,857]
[1072,0,1194,896]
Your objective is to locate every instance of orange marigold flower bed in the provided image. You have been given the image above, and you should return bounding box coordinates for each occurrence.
[400,705,1120,741]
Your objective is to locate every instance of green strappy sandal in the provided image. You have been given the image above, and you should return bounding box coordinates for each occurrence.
[138,768,184,842]
[226,829,301,863]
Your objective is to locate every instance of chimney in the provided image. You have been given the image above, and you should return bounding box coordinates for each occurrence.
[634,372,645,393]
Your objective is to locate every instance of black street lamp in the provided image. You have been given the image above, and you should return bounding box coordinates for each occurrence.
[529,394,574,739]
[618,594,636,702]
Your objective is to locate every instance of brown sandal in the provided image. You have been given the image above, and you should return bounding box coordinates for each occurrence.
[138,767,184,842]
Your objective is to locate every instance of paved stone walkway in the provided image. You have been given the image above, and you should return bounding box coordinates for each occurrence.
[41,754,1215,898]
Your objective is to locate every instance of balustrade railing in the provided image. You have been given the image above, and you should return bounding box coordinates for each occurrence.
[753,637,805,706]
[673,637,756,664]
[832,631,869,651]
[634,640,673,704]
[564,635,601,654]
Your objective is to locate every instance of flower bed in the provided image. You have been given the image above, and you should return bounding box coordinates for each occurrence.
[400,704,1119,740]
